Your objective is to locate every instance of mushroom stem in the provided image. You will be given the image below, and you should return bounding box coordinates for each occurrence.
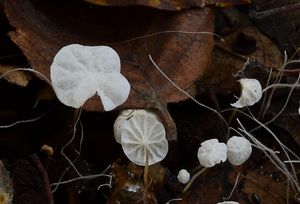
[183,167,207,193]
[143,150,149,204]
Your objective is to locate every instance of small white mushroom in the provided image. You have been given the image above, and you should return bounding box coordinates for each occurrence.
[177,169,190,184]
[217,201,239,204]
[231,78,262,108]
[227,136,252,166]
[50,44,130,111]
[197,139,227,168]
[120,111,168,166]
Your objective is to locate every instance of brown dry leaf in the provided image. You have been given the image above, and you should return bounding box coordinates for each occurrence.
[4,0,215,140]
[83,0,250,11]
[199,26,282,94]
[0,65,31,87]
[251,0,300,55]
[180,166,245,204]
[243,171,295,204]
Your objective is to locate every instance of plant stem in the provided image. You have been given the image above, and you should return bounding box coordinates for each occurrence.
[183,167,207,193]
[143,150,149,204]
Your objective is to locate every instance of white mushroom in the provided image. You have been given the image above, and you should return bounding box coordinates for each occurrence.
[120,111,168,166]
[177,169,190,184]
[197,139,227,168]
[113,109,156,144]
[50,44,130,111]
[231,78,262,108]
[227,136,252,166]
[217,201,239,204]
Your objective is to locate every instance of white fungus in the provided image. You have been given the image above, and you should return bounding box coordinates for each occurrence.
[113,109,156,144]
[120,110,168,166]
[50,44,130,111]
[197,139,227,168]
[217,201,239,204]
[227,136,252,166]
[231,78,262,108]
[177,169,190,184]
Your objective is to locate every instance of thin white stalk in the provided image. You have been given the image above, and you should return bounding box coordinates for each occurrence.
[237,119,300,193]
[0,112,47,128]
[109,30,224,45]
[166,198,183,204]
[0,67,52,86]
[60,108,83,177]
[223,172,241,200]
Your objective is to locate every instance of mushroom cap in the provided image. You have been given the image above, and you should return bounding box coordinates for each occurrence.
[217,201,239,204]
[120,111,168,166]
[197,139,227,168]
[50,44,130,111]
[227,136,252,166]
[177,169,190,184]
[231,78,262,108]
[113,109,156,144]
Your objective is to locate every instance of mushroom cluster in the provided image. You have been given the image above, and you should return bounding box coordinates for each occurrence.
[197,137,252,168]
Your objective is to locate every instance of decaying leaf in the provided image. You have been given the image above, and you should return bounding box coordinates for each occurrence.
[251,0,300,55]
[83,0,251,11]
[243,171,295,204]
[4,0,215,140]
[199,26,282,94]
[0,65,31,87]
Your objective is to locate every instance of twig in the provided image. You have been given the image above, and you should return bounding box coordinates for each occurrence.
[29,155,54,204]
[250,3,300,19]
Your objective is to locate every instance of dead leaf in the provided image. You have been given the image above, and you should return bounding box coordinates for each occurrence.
[251,0,300,56]
[199,26,282,94]
[181,165,245,204]
[0,65,31,87]
[243,171,295,204]
[4,0,215,140]
[83,0,250,11]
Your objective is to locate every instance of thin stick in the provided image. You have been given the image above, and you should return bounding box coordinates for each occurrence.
[166,198,183,204]
[0,112,47,128]
[60,108,83,177]
[183,167,207,193]
[143,150,149,204]
[29,155,55,204]
[0,67,52,86]
[108,31,224,45]
[223,172,241,200]
[51,174,111,186]
[250,3,300,19]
